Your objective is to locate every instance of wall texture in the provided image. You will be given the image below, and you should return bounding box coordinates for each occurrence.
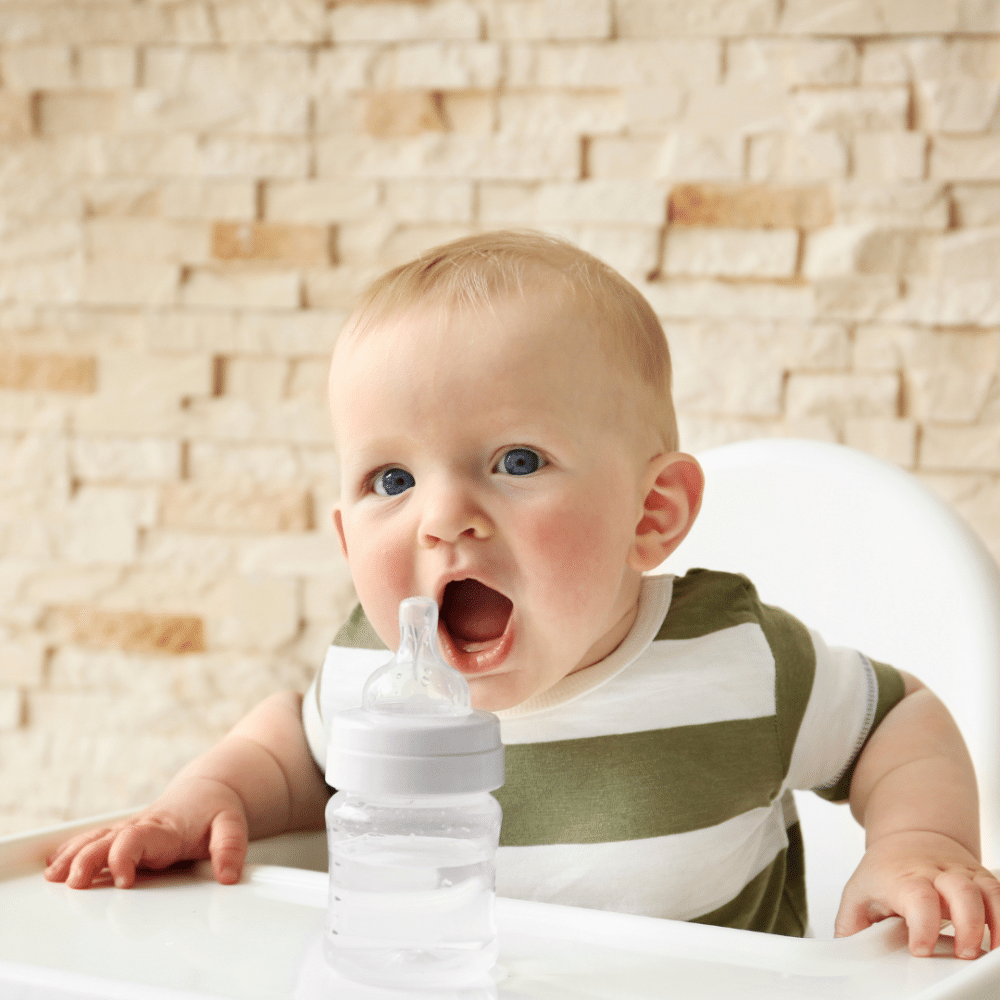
[1,0,999,836]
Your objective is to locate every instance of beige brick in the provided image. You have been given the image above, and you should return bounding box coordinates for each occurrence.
[77,46,137,88]
[0,690,23,730]
[804,226,936,277]
[0,46,73,89]
[212,0,328,43]
[238,533,345,576]
[937,228,1000,279]
[305,572,357,626]
[161,483,312,533]
[86,218,212,265]
[364,91,448,138]
[853,132,926,182]
[314,92,367,134]
[0,353,95,393]
[749,133,849,182]
[918,473,1000,565]
[813,275,900,320]
[70,437,181,483]
[853,323,911,370]
[159,180,257,221]
[143,43,313,95]
[0,92,34,140]
[188,442,301,483]
[232,311,346,355]
[64,486,156,565]
[196,138,311,179]
[206,574,299,651]
[372,43,502,90]
[892,278,1000,325]
[287,359,331,401]
[73,352,213,436]
[907,348,998,423]
[921,426,1000,472]
[0,634,44,686]
[0,218,81,265]
[82,261,178,307]
[843,418,917,467]
[383,181,473,224]
[680,85,792,134]
[0,259,81,306]
[932,137,1000,181]
[508,40,721,88]
[211,221,333,268]
[484,0,611,39]
[668,325,785,416]
[616,0,777,34]
[952,185,1000,227]
[0,393,68,434]
[332,1,480,41]
[303,265,388,310]
[837,182,950,229]
[727,38,858,86]
[859,39,1000,85]
[588,134,743,182]
[916,81,1000,132]
[180,267,302,310]
[315,133,580,181]
[221,357,288,402]
[668,183,834,229]
[663,227,798,279]
[441,91,496,134]
[641,278,815,320]
[786,372,900,420]
[58,605,206,654]
[676,414,838,453]
[544,225,661,276]
[184,397,332,444]
[37,92,120,135]
[479,180,667,226]
[780,0,993,34]
[80,179,158,218]
[337,222,473,267]
[123,87,310,137]
[790,87,909,132]
[621,86,686,133]
[92,134,204,176]
[313,47,376,92]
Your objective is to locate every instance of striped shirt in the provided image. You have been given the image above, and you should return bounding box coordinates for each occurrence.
[303,569,905,936]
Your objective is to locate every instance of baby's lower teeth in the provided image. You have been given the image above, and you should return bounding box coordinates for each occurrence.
[462,639,495,653]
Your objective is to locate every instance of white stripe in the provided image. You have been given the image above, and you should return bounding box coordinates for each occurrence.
[499,622,776,745]
[783,635,874,794]
[496,800,789,922]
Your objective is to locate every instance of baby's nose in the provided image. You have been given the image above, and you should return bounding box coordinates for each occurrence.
[418,481,492,547]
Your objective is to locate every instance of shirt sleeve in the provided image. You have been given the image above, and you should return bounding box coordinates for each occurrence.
[782,624,906,802]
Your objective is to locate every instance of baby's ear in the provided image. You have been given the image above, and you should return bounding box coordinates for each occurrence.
[628,453,705,573]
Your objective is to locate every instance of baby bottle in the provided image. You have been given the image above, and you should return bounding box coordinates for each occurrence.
[324,597,505,989]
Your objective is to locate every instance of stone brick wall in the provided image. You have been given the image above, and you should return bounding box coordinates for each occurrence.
[1,0,999,835]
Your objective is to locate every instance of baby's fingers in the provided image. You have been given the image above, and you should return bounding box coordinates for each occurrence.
[936,870,986,959]
[44,828,114,884]
[106,821,185,889]
[207,809,248,885]
[893,877,943,957]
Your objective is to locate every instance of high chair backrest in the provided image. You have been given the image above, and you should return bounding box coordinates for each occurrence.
[662,438,1000,939]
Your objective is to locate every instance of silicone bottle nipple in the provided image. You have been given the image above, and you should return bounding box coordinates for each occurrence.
[361,597,472,717]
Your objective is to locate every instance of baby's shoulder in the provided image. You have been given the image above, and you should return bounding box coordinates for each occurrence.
[655,568,762,642]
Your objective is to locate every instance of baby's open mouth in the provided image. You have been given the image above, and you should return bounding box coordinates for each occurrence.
[441,579,513,654]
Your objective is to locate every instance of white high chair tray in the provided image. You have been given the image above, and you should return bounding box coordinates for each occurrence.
[3,817,999,1000]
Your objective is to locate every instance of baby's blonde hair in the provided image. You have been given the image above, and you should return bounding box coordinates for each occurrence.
[339,230,678,451]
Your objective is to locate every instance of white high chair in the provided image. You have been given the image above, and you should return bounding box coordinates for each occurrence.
[663,438,1000,939]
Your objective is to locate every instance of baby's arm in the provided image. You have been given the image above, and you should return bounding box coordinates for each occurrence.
[44,691,329,889]
[836,671,1000,957]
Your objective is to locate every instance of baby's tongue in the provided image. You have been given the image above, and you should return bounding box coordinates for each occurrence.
[442,579,512,643]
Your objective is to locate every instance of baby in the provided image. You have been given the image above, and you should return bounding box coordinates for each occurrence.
[46,231,999,958]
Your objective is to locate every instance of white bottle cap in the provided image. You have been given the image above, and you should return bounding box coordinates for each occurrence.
[326,598,505,795]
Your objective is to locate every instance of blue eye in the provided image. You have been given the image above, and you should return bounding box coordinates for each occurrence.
[374,468,415,496]
[500,448,543,476]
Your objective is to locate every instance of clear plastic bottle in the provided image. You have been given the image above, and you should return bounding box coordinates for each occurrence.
[324,597,504,989]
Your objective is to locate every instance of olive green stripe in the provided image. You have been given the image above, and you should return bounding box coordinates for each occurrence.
[816,657,905,802]
[690,822,807,936]
[495,717,783,847]
[333,603,387,650]
[658,571,816,777]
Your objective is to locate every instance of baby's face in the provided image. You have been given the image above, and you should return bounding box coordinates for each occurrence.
[330,289,653,712]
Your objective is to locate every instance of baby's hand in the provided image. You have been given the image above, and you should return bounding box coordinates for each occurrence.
[836,830,1000,958]
[44,778,249,890]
